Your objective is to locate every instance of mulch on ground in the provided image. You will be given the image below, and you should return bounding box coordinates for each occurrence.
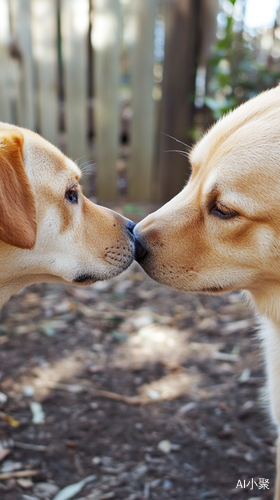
[0,261,275,500]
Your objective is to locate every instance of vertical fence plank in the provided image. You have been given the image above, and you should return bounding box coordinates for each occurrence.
[0,0,11,123]
[158,0,201,202]
[61,0,88,161]
[92,0,121,201]
[10,0,36,129]
[129,0,157,202]
[32,0,58,146]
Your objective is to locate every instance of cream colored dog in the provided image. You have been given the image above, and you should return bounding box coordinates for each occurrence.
[134,86,280,499]
[0,122,135,308]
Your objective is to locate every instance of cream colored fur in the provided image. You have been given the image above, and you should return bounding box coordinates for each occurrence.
[135,86,280,499]
[0,122,134,308]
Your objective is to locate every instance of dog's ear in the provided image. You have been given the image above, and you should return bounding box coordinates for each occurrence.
[0,129,37,249]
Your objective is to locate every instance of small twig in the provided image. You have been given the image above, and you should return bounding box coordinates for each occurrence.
[0,470,40,480]
[75,304,130,320]
[14,441,47,452]
[43,381,91,392]
[96,389,142,405]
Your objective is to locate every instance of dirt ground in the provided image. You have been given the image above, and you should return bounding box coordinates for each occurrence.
[0,254,276,499]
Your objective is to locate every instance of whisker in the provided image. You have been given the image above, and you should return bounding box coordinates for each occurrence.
[79,160,95,169]
[80,164,95,170]
[164,149,190,158]
[74,155,87,164]
[161,132,192,150]
[80,164,96,172]
[81,170,94,175]
[80,164,95,177]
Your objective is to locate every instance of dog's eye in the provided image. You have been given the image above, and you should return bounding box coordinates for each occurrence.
[65,187,78,204]
[211,201,237,219]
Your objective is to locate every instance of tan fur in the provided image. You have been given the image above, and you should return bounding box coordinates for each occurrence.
[0,123,134,308]
[135,85,280,499]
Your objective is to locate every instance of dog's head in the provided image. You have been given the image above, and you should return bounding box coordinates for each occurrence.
[135,86,280,301]
[0,124,134,297]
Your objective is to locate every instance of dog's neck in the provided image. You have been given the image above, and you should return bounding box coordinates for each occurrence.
[0,276,37,309]
[0,285,17,309]
[248,288,280,327]
[0,273,65,309]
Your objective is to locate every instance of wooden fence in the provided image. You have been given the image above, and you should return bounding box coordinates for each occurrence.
[0,0,218,202]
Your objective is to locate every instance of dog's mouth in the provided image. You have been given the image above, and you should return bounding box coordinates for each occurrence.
[134,237,147,261]
[199,285,225,293]
[73,274,96,285]
[72,255,134,286]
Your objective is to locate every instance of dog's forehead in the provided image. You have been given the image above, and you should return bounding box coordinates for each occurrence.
[191,86,280,176]
[198,137,280,198]
[22,128,81,182]
[191,88,280,214]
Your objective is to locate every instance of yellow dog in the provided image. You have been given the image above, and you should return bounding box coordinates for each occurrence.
[135,86,280,499]
[0,123,135,308]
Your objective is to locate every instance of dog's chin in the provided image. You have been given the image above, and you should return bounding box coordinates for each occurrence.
[72,260,134,287]
[138,259,229,294]
[137,263,188,292]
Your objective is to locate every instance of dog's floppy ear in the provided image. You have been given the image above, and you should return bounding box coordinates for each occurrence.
[0,129,37,249]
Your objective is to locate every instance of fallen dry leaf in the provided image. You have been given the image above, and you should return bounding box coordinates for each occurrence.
[53,475,96,500]
[1,413,21,428]
[17,478,33,488]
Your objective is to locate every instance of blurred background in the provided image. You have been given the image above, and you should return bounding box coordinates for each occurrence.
[1,0,280,205]
[0,2,279,499]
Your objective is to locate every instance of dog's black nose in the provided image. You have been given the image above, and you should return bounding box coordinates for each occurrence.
[134,237,147,261]
[126,220,135,234]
